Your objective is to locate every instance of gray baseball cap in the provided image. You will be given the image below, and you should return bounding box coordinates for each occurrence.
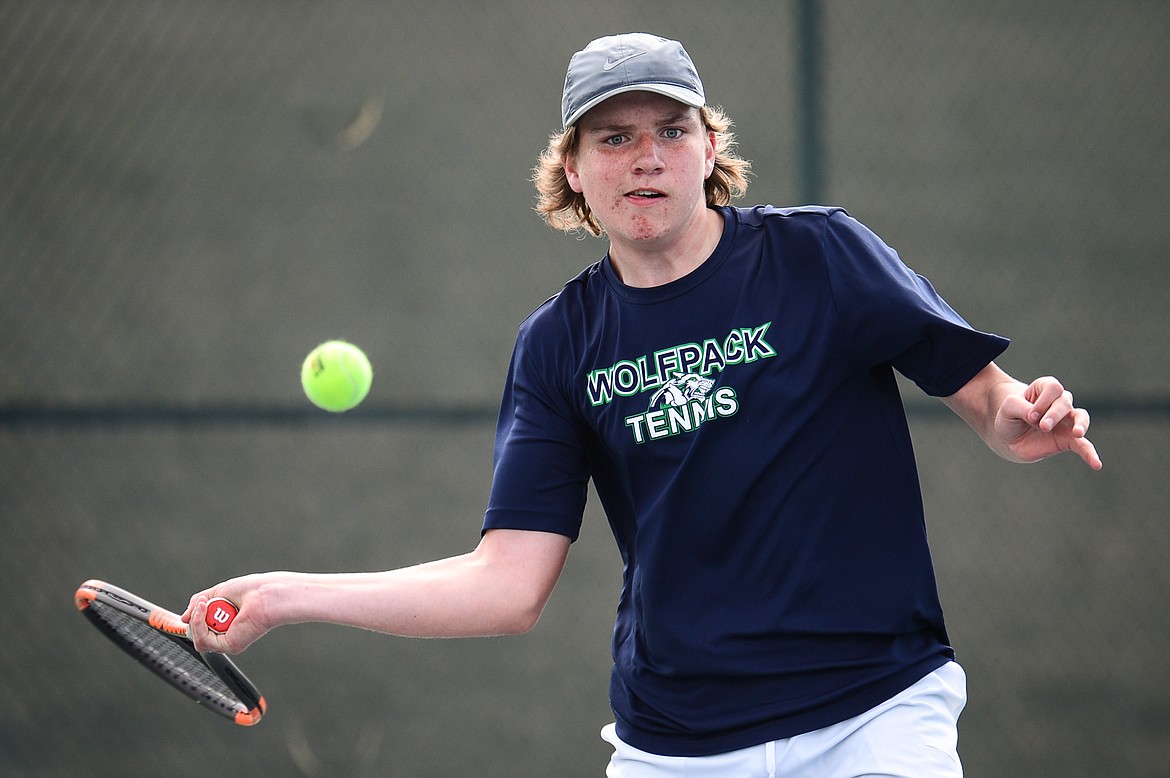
[561,33,706,128]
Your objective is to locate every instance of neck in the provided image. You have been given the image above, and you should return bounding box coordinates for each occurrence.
[608,208,724,288]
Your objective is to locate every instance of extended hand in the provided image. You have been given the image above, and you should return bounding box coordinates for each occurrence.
[182,574,274,654]
[994,376,1102,470]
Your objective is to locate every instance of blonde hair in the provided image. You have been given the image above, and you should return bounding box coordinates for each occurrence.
[532,105,752,237]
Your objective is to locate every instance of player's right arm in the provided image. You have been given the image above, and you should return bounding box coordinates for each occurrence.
[183,528,571,654]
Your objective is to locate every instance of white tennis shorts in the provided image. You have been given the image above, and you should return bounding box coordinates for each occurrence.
[602,661,966,778]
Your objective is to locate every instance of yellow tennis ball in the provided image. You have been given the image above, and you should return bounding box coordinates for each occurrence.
[300,340,373,412]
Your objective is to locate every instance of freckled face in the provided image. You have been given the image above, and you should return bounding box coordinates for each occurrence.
[564,92,716,254]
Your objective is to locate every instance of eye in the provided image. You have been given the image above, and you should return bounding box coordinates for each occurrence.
[662,127,684,140]
[604,134,628,147]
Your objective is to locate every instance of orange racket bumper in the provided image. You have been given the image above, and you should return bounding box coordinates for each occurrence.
[235,695,268,726]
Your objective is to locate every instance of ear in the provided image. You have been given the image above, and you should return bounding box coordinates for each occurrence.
[704,130,717,179]
[563,153,584,194]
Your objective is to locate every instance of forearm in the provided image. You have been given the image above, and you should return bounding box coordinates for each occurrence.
[262,552,547,638]
[186,529,572,653]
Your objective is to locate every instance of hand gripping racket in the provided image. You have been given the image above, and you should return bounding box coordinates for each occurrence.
[75,579,266,726]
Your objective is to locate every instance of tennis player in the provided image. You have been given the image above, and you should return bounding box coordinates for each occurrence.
[187,33,1101,776]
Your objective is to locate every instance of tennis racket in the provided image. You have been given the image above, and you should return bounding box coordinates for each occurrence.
[75,579,266,726]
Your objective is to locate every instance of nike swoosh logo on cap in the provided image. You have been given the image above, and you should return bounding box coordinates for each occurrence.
[603,51,646,71]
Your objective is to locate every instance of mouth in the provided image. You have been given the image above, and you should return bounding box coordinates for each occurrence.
[626,189,666,201]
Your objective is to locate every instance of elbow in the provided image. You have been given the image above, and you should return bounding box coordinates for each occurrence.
[471,529,568,637]
[489,576,554,635]
[497,598,547,636]
[498,619,537,637]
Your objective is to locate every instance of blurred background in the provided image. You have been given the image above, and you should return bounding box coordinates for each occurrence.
[1,1,1167,775]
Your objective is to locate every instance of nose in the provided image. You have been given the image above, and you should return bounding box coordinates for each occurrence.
[631,134,664,174]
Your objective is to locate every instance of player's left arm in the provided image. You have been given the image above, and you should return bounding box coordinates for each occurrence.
[942,362,1102,470]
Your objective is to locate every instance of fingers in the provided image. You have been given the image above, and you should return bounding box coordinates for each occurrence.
[1071,428,1104,471]
[1031,378,1102,469]
[1027,378,1096,440]
[1026,377,1075,432]
[185,592,240,653]
[186,595,217,651]
[1001,376,1103,470]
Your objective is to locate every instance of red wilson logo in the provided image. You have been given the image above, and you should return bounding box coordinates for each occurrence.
[205,598,238,633]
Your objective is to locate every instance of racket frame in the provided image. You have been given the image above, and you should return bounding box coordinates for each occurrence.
[75,578,266,726]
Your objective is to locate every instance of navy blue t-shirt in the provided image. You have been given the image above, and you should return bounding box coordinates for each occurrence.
[483,206,1009,756]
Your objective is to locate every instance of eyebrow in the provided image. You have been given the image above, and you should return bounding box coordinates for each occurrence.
[581,108,697,136]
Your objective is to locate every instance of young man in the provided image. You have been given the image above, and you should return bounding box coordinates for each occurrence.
[186,33,1101,776]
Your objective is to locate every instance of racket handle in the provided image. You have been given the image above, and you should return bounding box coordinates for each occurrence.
[205,597,239,634]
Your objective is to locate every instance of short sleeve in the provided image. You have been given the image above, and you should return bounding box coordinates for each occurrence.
[482,329,590,541]
[822,211,1009,396]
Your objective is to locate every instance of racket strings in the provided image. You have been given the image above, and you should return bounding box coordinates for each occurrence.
[84,600,249,719]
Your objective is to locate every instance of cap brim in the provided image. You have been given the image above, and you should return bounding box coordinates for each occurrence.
[564,83,705,128]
